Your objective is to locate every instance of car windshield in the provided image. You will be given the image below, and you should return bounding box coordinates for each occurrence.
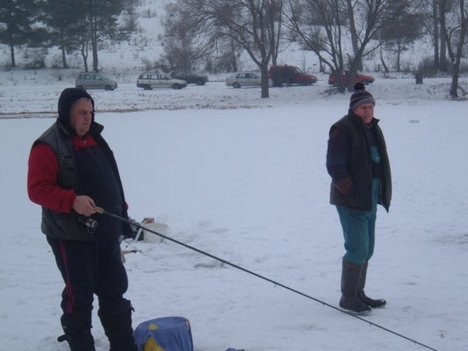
[294,67,304,74]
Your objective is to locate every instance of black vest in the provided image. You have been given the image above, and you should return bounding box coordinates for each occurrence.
[329,113,392,212]
[34,121,130,240]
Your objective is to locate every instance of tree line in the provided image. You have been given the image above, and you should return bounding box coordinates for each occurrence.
[1,0,467,98]
[0,0,135,71]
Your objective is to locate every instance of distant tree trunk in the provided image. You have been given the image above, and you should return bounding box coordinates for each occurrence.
[231,56,238,73]
[7,15,16,67]
[449,0,468,98]
[260,63,270,98]
[271,53,277,66]
[318,56,324,72]
[346,0,362,71]
[433,0,440,69]
[379,45,389,73]
[9,43,16,68]
[439,0,448,72]
[396,40,401,72]
[61,46,69,68]
[90,14,99,71]
[59,31,69,68]
[81,40,89,72]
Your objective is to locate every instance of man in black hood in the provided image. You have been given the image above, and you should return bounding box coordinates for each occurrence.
[28,88,137,351]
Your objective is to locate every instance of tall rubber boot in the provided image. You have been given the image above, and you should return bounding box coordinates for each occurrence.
[339,259,372,314]
[99,301,137,351]
[357,260,386,308]
[58,313,96,351]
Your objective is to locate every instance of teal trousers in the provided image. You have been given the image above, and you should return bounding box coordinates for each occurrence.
[336,179,379,265]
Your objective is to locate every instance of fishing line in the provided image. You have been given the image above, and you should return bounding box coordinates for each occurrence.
[96,206,438,351]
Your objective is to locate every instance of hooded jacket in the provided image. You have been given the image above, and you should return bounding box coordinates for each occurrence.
[28,88,131,240]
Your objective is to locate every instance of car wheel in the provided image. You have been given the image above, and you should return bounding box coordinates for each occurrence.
[173,84,182,89]
[143,85,152,90]
[104,85,114,91]
[362,80,369,85]
[233,82,241,88]
[195,80,203,86]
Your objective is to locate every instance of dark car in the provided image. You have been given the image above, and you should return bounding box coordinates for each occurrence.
[169,69,208,85]
[268,65,317,86]
[328,70,375,86]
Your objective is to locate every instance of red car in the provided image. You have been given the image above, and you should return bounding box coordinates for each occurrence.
[328,70,375,86]
[269,65,317,86]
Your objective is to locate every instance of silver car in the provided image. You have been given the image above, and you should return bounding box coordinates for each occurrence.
[225,72,261,88]
[75,72,118,91]
[137,73,187,90]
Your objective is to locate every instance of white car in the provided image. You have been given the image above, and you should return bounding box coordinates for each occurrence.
[225,72,261,88]
[75,72,118,91]
[137,72,187,90]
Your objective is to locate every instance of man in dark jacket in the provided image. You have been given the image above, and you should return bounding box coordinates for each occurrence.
[27,88,137,351]
[326,83,392,314]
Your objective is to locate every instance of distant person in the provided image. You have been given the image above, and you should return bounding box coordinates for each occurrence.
[326,83,392,314]
[27,88,137,351]
[285,65,293,86]
[273,66,283,87]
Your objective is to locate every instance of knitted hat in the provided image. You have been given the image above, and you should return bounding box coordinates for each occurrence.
[58,87,95,123]
[349,82,375,111]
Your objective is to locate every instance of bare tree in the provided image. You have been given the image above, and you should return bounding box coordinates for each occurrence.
[177,0,284,98]
[379,3,425,72]
[160,2,215,70]
[446,0,468,98]
[421,0,457,73]
[285,0,413,92]
[434,0,442,69]
[284,0,348,92]
[438,0,451,72]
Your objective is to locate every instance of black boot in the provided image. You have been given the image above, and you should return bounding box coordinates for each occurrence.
[59,313,96,351]
[99,300,137,351]
[339,259,372,314]
[357,261,386,308]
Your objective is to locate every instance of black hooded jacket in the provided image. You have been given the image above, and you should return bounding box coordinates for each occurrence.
[32,88,131,240]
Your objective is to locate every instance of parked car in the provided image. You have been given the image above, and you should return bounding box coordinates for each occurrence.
[169,69,208,85]
[137,72,187,90]
[225,72,262,88]
[328,70,375,86]
[268,65,317,86]
[75,72,117,91]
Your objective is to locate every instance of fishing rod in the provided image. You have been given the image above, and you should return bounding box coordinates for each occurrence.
[94,206,438,351]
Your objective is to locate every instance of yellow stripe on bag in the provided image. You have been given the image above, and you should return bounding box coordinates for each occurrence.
[144,336,164,351]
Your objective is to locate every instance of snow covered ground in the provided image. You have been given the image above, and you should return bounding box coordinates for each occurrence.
[1,69,467,351]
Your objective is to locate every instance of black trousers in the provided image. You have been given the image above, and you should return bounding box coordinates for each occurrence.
[47,233,129,318]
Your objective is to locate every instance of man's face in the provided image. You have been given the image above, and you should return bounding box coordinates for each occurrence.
[69,99,94,137]
[353,103,374,125]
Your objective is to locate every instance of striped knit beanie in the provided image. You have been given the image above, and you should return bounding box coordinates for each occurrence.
[349,82,375,111]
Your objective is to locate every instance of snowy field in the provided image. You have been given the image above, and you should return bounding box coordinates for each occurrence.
[1,70,467,351]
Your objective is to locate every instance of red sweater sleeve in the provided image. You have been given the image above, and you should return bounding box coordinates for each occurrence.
[27,143,77,213]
